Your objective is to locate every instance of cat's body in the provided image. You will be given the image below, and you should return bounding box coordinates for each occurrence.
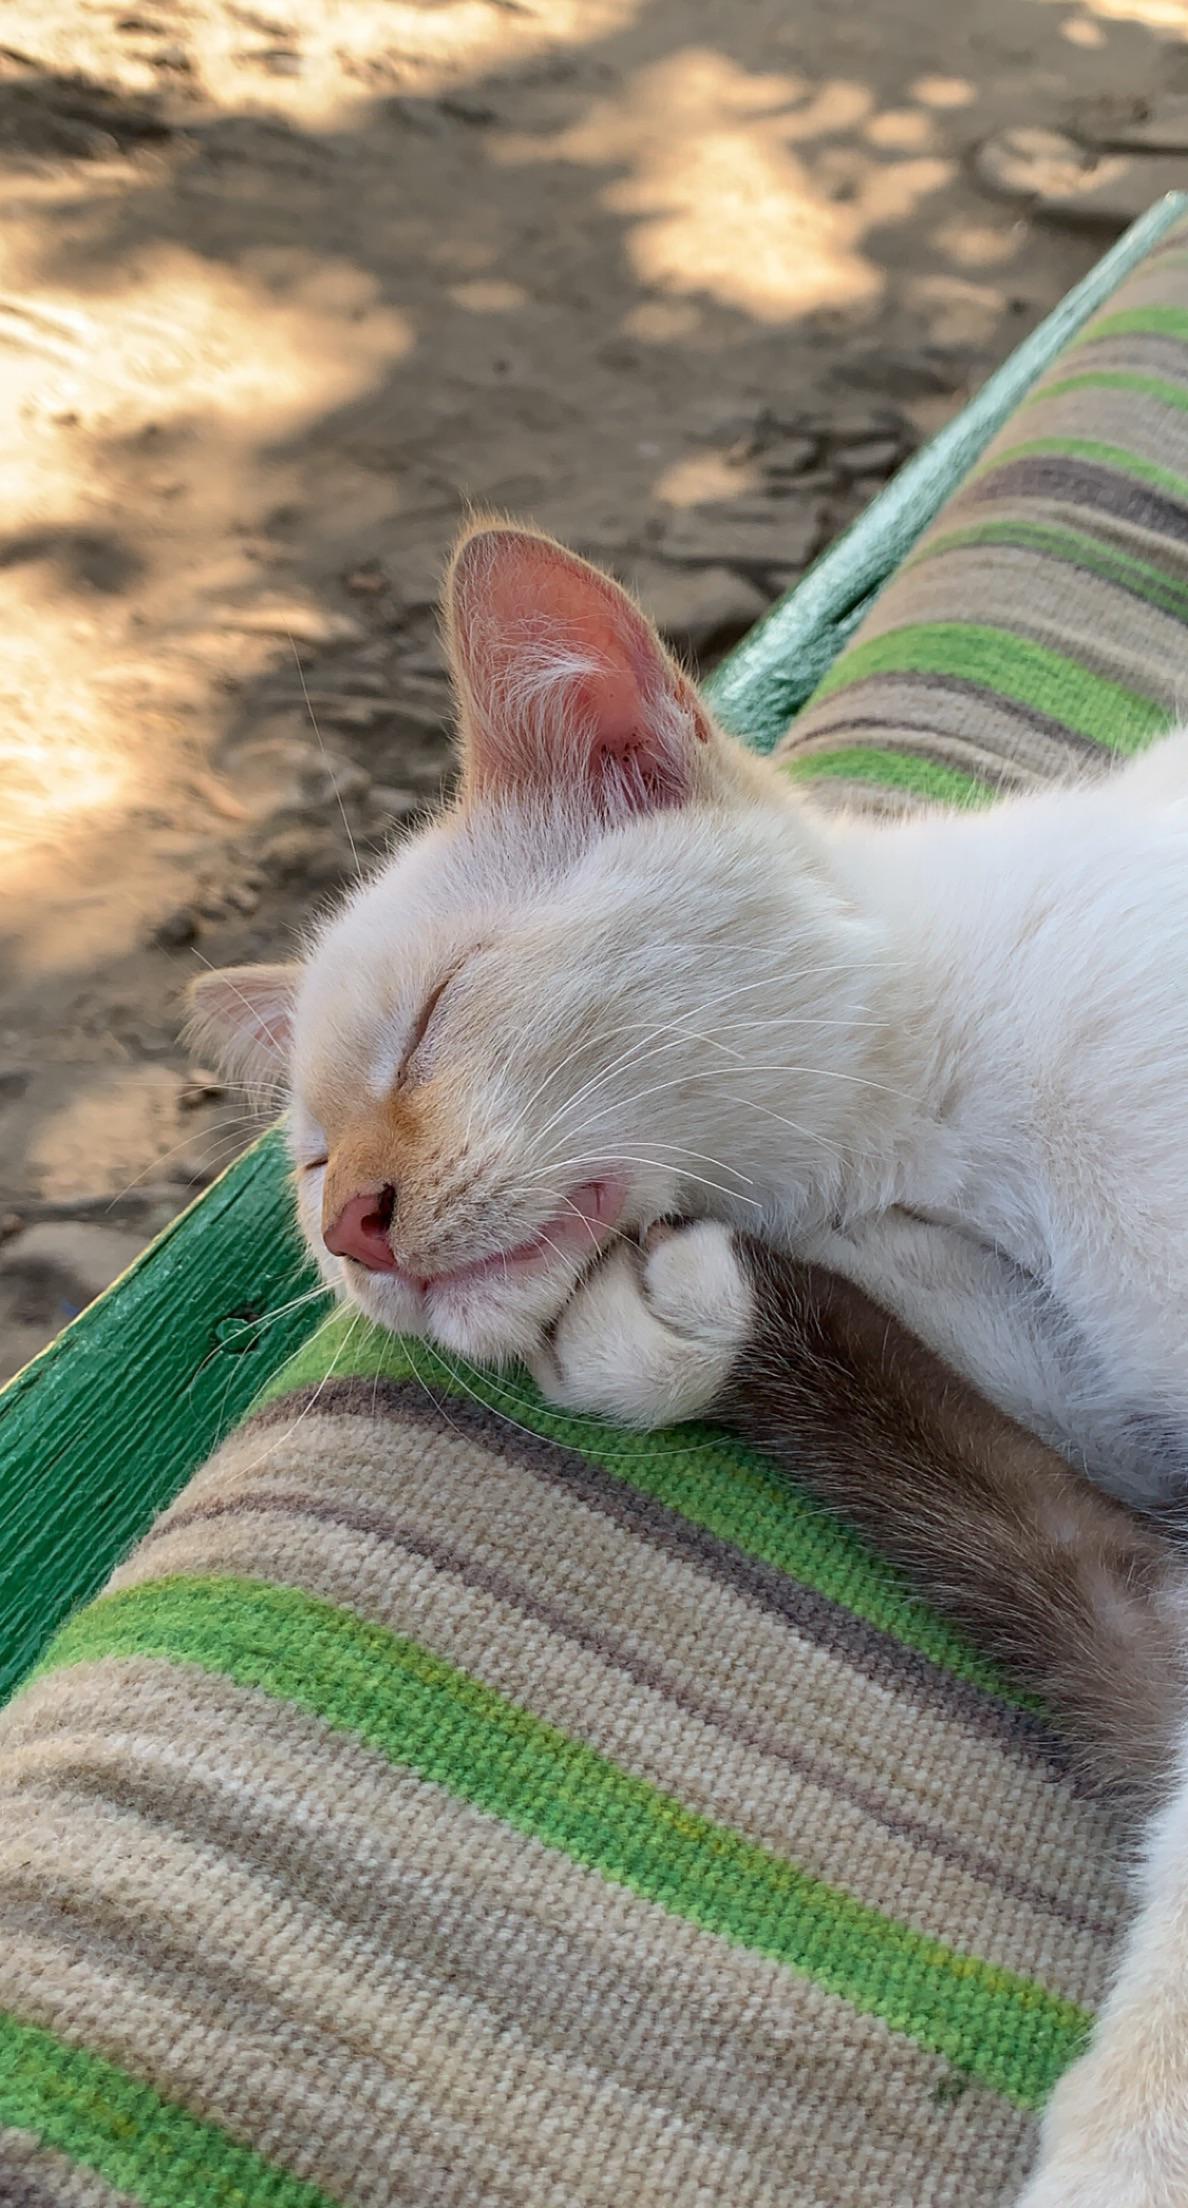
[780,733,1188,1512]
[194,523,1188,2207]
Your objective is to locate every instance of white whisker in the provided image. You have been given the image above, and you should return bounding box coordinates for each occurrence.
[287,630,361,883]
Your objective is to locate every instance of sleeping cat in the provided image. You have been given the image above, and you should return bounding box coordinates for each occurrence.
[193,521,1188,2208]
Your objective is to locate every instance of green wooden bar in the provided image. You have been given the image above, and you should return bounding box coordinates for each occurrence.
[1,192,1184,1708]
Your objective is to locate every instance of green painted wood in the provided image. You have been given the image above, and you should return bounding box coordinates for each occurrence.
[0,1131,326,1703]
[1,194,1184,1707]
[703,193,1188,750]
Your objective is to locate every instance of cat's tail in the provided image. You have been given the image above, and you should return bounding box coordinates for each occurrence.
[725,1243,1188,1809]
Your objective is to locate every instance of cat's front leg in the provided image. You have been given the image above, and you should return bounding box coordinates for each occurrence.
[536,1228,1188,2208]
[1014,2046,1188,2208]
[1011,1747,1188,2208]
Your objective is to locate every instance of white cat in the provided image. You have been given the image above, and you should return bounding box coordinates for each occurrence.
[195,522,1188,2208]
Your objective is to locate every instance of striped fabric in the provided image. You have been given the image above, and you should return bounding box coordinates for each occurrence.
[0,1322,1126,2207]
[6,225,1188,2208]
[779,209,1188,812]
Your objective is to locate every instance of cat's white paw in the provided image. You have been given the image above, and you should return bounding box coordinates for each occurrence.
[532,1220,753,1427]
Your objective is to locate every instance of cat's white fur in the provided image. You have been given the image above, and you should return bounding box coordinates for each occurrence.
[193,525,1188,2206]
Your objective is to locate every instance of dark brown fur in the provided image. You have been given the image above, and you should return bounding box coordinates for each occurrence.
[717,1239,1188,1811]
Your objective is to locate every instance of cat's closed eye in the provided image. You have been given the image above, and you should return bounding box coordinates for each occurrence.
[397,944,487,1085]
[397,969,457,1085]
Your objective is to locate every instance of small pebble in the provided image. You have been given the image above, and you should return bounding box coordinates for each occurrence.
[343,561,389,596]
[370,784,423,820]
[151,906,201,949]
[179,1073,227,1111]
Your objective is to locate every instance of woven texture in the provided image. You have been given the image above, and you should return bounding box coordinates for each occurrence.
[5,214,1188,2207]
[779,207,1188,812]
[0,1327,1124,2207]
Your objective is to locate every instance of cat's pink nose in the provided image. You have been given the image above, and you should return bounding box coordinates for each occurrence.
[323,1185,399,1273]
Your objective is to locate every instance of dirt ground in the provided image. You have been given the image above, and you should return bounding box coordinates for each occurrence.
[0,0,1183,1379]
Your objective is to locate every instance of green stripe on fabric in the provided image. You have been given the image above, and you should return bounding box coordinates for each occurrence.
[259,1314,1025,1703]
[0,2010,340,2208]
[1071,304,1188,350]
[809,621,1167,750]
[977,433,1188,512]
[784,746,997,807]
[37,1576,1091,2110]
[905,518,1188,627]
[1024,369,1188,418]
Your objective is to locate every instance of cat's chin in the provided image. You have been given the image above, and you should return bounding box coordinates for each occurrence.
[335,1247,589,1369]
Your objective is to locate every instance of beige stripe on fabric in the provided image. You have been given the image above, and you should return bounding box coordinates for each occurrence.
[1039,332,1188,385]
[797,777,919,817]
[785,706,1072,788]
[95,1418,1125,1996]
[850,538,1188,680]
[122,1415,1058,1812]
[990,383,1188,482]
[117,1415,1122,1904]
[0,1664,1037,2208]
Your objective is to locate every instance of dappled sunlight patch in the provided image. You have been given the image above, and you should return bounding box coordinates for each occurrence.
[0,646,131,863]
[0,235,414,867]
[905,272,1021,348]
[11,247,414,436]
[23,0,644,129]
[931,218,1022,271]
[495,52,896,324]
[911,75,977,109]
[1063,0,1188,28]
[622,297,703,342]
[864,108,938,153]
[449,278,529,313]
[21,1062,198,1199]
[652,449,762,508]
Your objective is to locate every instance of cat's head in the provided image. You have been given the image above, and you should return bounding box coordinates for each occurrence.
[191,523,877,1364]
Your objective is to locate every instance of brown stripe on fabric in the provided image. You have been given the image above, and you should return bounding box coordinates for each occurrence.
[850,540,1188,705]
[0,1783,925,2208]
[0,2164,58,2208]
[789,674,1107,774]
[0,1907,532,2208]
[145,1482,1113,1942]
[0,1769,990,2184]
[784,694,1095,776]
[966,454,1188,544]
[109,1428,1111,1916]
[240,1378,1071,1774]
[997,385,1188,483]
[1054,331,1188,383]
[892,530,1188,631]
[0,2135,138,2208]
[798,781,915,818]
[0,1668,1042,2206]
[0,2150,72,2208]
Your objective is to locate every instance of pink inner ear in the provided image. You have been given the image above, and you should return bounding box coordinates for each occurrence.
[450,529,699,816]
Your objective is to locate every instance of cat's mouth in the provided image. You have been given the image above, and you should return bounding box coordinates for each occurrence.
[384,1176,626,1305]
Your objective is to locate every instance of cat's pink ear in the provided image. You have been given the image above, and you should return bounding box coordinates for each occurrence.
[446,526,709,816]
[186,964,299,1089]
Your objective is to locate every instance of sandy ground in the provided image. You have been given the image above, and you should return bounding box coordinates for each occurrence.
[0,0,1183,1379]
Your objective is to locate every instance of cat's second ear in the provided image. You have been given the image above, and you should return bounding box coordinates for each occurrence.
[446,525,712,816]
[186,964,299,1090]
